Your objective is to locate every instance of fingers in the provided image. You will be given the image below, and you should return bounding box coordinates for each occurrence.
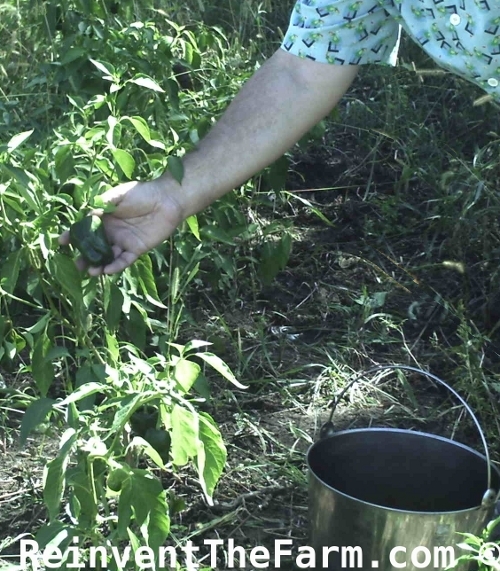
[58,180,143,275]
[97,181,141,211]
[58,230,71,246]
[60,237,136,276]
[84,248,138,276]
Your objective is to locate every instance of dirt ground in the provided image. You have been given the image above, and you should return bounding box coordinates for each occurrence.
[2,118,500,569]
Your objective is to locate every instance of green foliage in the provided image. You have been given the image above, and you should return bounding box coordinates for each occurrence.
[20,340,233,567]
[0,2,272,566]
[452,517,500,571]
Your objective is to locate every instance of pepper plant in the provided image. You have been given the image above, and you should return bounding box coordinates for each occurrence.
[0,9,253,570]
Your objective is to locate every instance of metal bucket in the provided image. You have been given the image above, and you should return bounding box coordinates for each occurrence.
[307,365,500,571]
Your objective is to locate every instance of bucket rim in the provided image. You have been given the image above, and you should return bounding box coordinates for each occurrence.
[307,427,500,516]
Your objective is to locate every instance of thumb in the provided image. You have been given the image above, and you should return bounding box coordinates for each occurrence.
[90,181,141,215]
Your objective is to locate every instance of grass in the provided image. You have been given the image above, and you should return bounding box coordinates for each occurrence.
[1,0,500,568]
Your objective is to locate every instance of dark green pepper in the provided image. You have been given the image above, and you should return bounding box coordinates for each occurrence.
[130,406,159,438]
[144,428,171,464]
[70,215,114,267]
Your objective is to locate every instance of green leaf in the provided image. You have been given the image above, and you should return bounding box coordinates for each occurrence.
[170,266,180,304]
[125,306,147,351]
[258,233,292,286]
[58,382,105,406]
[186,215,200,240]
[148,496,170,556]
[107,466,132,493]
[130,75,165,93]
[0,164,40,212]
[129,471,166,528]
[105,282,124,331]
[125,116,151,142]
[74,364,106,410]
[106,331,120,363]
[35,521,77,551]
[193,373,211,400]
[91,195,117,213]
[60,47,86,65]
[456,543,479,552]
[135,255,167,308]
[43,429,77,521]
[111,394,144,433]
[66,460,98,528]
[117,469,169,549]
[45,346,71,362]
[200,225,235,245]
[0,250,23,295]
[167,156,184,185]
[1,164,30,188]
[170,405,199,466]
[165,78,179,109]
[183,42,194,65]
[117,477,133,538]
[32,332,54,397]
[51,253,82,304]
[184,340,212,353]
[89,58,115,77]
[7,129,34,153]
[24,314,51,335]
[112,149,135,179]
[127,528,141,556]
[129,436,165,470]
[195,352,247,389]
[174,359,201,394]
[197,412,227,504]
[20,397,55,446]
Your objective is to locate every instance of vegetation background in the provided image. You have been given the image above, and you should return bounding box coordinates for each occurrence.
[1,0,500,569]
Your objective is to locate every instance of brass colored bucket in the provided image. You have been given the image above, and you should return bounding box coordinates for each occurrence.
[308,365,500,571]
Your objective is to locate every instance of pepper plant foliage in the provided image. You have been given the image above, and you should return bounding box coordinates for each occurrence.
[0,4,255,568]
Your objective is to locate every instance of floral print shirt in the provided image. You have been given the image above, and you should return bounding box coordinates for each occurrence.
[281,0,500,102]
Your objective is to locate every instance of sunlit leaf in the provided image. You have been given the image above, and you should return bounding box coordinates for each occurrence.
[7,130,34,153]
[135,255,167,308]
[89,58,115,78]
[171,405,199,466]
[197,412,227,504]
[112,149,135,179]
[195,352,247,389]
[129,436,164,470]
[58,382,105,406]
[174,359,201,393]
[112,394,144,432]
[125,116,151,142]
[129,75,164,93]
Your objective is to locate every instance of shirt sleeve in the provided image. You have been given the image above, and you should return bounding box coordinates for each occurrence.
[280,0,401,67]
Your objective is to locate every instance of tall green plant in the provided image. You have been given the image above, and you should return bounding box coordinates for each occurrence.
[0,14,256,569]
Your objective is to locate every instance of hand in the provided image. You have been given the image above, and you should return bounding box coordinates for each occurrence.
[59,180,184,275]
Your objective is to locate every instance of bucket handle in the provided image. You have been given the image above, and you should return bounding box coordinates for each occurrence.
[320,364,497,504]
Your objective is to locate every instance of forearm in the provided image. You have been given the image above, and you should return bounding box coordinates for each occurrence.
[157,48,359,218]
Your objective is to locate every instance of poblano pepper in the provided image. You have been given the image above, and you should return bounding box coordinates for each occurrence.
[69,215,114,267]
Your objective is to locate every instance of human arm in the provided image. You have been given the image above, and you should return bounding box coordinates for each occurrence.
[60,48,359,275]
